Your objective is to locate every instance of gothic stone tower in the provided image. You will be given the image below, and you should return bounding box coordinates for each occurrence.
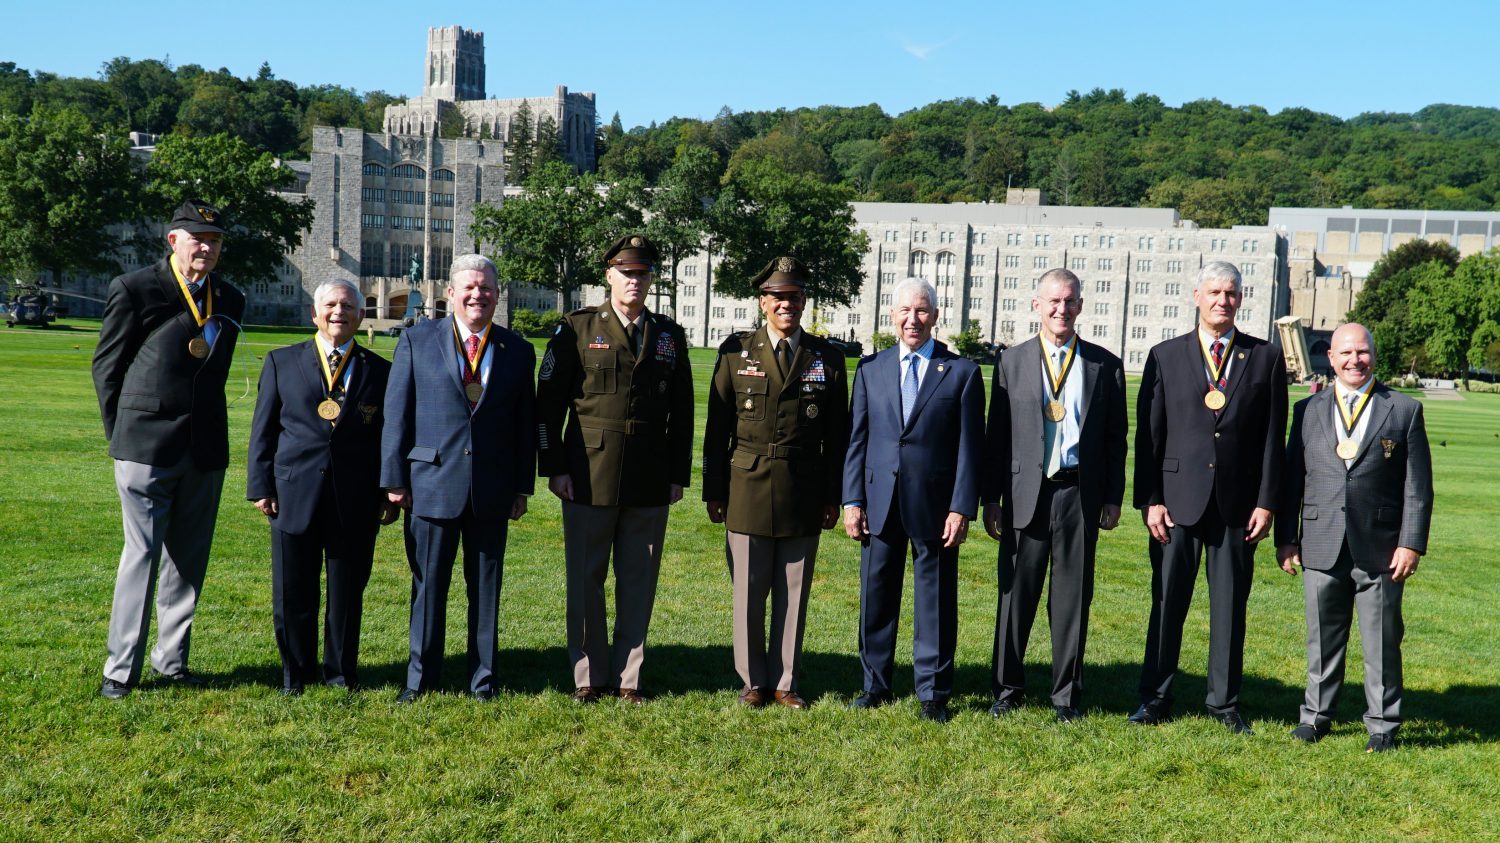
[424,26,485,102]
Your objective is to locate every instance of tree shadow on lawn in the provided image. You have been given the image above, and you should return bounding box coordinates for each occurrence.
[210,648,1499,745]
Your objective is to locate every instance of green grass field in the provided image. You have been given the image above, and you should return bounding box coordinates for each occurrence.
[1,320,1497,841]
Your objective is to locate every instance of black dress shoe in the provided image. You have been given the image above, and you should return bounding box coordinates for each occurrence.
[1290,723,1327,743]
[848,690,892,710]
[989,698,1021,718]
[1128,702,1172,725]
[1215,710,1254,735]
[918,700,952,724]
[280,684,304,697]
[100,678,132,699]
[472,688,497,702]
[1365,732,1396,753]
[153,668,205,687]
[395,687,421,705]
[1053,705,1083,723]
[572,686,602,703]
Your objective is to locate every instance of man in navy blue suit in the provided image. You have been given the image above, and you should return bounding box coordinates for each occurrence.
[247,278,395,695]
[842,277,985,723]
[381,255,536,702]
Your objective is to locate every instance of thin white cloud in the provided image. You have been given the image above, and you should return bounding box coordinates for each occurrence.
[902,36,957,61]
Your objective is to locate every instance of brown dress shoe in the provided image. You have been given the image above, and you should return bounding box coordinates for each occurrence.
[739,687,765,707]
[572,686,601,703]
[617,688,648,705]
[772,690,808,710]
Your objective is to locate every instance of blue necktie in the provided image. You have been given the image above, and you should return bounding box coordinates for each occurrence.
[902,354,920,425]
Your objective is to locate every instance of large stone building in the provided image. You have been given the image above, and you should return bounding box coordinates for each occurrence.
[382,26,596,173]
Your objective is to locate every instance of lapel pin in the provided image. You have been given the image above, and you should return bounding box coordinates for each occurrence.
[1237,352,1245,359]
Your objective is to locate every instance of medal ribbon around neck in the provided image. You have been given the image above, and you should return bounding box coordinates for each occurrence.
[1200,333,1235,393]
[1040,335,1078,404]
[452,320,493,383]
[1336,384,1374,439]
[171,258,213,328]
[316,338,355,398]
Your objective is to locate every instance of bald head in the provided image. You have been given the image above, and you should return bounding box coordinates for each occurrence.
[1328,322,1375,390]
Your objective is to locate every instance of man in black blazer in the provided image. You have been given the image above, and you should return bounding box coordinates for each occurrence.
[92,200,246,699]
[381,255,535,702]
[982,269,1127,722]
[1131,260,1286,733]
[247,278,396,695]
[843,277,985,723]
[1276,324,1432,752]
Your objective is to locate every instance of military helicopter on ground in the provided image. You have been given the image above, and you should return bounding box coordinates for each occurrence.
[2,280,106,328]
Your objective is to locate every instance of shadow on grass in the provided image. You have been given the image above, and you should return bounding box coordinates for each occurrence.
[203,647,1500,745]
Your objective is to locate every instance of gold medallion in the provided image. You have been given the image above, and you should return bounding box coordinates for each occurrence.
[806,404,820,419]
[317,399,341,421]
[1204,390,1227,411]
[465,382,484,403]
[1046,400,1066,422]
[1336,439,1359,460]
[188,337,210,358]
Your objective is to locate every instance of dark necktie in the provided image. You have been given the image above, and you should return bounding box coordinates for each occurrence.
[777,339,791,378]
[463,334,481,408]
[627,322,639,356]
[327,349,345,404]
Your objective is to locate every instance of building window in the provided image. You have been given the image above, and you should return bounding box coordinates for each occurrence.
[939,231,954,243]
[884,230,899,242]
[1002,298,1017,312]
[1163,305,1179,319]
[1007,233,1021,246]
[1098,258,1113,271]
[1244,285,1255,298]
[1137,236,1155,250]
[1003,276,1019,290]
[1094,302,1109,315]
[1135,282,1150,295]
[911,251,930,278]
[1005,255,1020,268]
[970,275,985,288]
[683,265,699,278]
[683,285,697,297]
[682,305,695,317]
[978,232,988,244]
[879,293,892,306]
[362,187,385,202]
[970,298,983,310]
[1001,319,1015,335]
[1129,351,1144,365]
[733,307,747,321]
[1034,234,1050,247]
[1242,308,1254,322]
[431,192,455,208]
[1133,304,1148,317]
[970,254,986,267]
[362,162,386,176]
[392,163,426,179]
[1070,257,1086,271]
[915,231,928,243]
[433,168,455,182]
[1092,325,1108,338]
[1072,235,1089,248]
[879,314,892,327]
[1162,328,1176,340]
[1165,282,1181,296]
[880,272,895,284]
[1033,256,1048,269]
[881,250,896,265]
[1167,260,1182,273]
[1099,235,1115,248]
[1136,259,1152,272]
[1244,264,1257,277]
[712,306,725,319]
[1095,280,1111,293]
[848,313,861,325]
[1028,321,1040,334]
[1132,326,1147,339]
[362,214,385,229]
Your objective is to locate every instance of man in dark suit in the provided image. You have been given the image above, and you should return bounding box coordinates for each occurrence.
[703,256,849,709]
[982,269,1127,722]
[1276,323,1432,752]
[381,255,535,702]
[535,235,693,704]
[92,200,246,699]
[843,277,984,723]
[247,278,396,695]
[1131,260,1287,733]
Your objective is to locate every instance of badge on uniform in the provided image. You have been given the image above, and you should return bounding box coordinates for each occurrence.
[589,336,610,349]
[359,403,378,424]
[654,333,676,362]
[743,398,754,410]
[804,356,827,383]
[737,367,766,378]
[539,349,556,381]
[805,404,819,419]
[1381,438,1397,459]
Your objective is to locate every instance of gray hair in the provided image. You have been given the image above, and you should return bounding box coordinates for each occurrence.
[1037,268,1082,297]
[1197,260,1242,291]
[892,277,938,309]
[312,278,363,306]
[449,253,497,285]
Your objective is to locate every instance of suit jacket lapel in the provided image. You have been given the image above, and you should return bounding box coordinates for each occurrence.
[1221,335,1252,407]
[1350,386,1393,467]
[442,315,466,399]
[337,341,372,428]
[1311,389,1338,458]
[902,343,952,434]
[1077,340,1098,427]
[297,338,326,417]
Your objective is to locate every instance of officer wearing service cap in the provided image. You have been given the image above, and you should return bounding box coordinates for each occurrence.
[703,256,849,708]
[93,199,246,698]
[535,234,694,704]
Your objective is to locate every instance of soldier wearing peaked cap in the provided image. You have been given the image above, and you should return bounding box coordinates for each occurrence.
[703,257,849,709]
[535,234,694,704]
[93,199,247,699]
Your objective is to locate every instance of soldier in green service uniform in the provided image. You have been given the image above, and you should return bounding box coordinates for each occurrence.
[702,256,850,709]
[535,234,694,704]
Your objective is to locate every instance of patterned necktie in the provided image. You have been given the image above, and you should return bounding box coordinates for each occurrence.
[777,339,791,378]
[463,334,481,408]
[1211,339,1226,390]
[902,354,920,425]
[327,349,345,404]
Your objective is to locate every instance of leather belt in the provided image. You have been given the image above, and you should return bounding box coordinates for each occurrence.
[735,442,807,459]
[577,416,644,435]
[1046,468,1080,484]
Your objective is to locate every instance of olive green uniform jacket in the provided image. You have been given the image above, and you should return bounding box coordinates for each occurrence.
[702,327,850,537]
[536,304,693,506]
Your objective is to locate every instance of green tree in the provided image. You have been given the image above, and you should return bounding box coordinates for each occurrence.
[144,133,314,284]
[951,319,986,358]
[646,146,721,310]
[471,160,614,312]
[532,114,562,171]
[1408,259,1484,384]
[0,107,139,287]
[869,330,897,351]
[711,159,869,305]
[507,100,535,183]
[724,129,834,182]
[101,57,181,135]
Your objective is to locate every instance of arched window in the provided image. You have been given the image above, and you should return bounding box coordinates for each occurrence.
[911,251,930,279]
[433,168,455,182]
[362,162,386,177]
[392,163,426,179]
[935,251,957,283]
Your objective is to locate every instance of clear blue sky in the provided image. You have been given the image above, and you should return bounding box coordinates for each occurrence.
[5,0,1497,128]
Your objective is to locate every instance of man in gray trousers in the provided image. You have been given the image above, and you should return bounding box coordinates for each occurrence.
[1276,323,1433,752]
[92,200,246,698]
